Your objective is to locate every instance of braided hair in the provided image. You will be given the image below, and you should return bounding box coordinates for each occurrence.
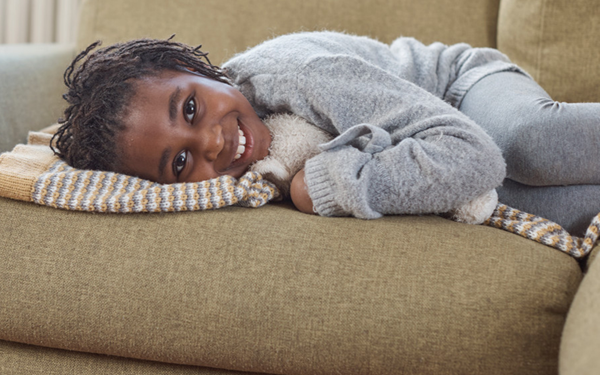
[51,37,229,172]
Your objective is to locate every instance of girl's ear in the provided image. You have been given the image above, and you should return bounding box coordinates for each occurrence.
[181,66,210,79]
[173,60,197,73]
[180,65,204,76]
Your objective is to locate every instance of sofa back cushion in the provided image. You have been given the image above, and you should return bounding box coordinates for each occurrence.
[0,45,73,153]
[498,0,600,102]
[77,0,501,65]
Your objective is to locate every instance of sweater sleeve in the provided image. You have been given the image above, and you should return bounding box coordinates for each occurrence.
[296,55,505,218]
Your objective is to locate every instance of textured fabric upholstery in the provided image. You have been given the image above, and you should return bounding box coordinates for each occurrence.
[560,249,600,375]
[77,0,501,65]
[1,0,598,373]
[0,340,255,375]
[498,0,600,102]
[0,44,74,153]
[1,198,581,374]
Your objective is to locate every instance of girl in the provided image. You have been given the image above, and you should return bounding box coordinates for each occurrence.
[51,32,600,235]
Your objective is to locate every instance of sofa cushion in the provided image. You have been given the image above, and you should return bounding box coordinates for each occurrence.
[498,0,600,102]
[0,340,256,375]
[560,248,600,375]
[0,196,581,375]
[588,246,600,269]
[77,0,501,65]
[0,45,73,153]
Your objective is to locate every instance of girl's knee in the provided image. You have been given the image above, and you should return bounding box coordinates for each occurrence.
[502,120,564,185]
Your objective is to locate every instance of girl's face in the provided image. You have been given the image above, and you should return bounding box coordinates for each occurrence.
[118,70,271,184]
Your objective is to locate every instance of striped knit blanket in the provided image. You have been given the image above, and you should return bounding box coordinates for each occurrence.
[1,130,597,259]
[484,204,600,258]
[33,160,277,212]
[0,131,277,212]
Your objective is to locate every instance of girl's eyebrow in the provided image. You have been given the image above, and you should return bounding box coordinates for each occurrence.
[168,87,182,124]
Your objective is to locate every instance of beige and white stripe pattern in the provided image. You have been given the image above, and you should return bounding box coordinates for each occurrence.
[32,160,279,213]
[485,204,600,258]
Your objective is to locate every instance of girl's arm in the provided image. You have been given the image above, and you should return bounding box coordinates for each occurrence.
[294,56,505,218]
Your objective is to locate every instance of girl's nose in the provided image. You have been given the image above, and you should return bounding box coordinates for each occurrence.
[201,123,224,161]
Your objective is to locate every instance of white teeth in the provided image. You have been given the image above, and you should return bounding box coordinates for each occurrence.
[236,144,245,157]
[234,126,246,160]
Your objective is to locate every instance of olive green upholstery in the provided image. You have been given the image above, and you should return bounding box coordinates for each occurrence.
[1,0,599,374]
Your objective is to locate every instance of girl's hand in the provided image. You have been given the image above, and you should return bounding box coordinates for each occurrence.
[290,169,315,214]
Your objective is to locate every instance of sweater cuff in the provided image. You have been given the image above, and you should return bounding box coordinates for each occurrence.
[304,155,347,217]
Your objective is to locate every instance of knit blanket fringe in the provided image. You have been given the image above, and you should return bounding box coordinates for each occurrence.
[484,204,599,258]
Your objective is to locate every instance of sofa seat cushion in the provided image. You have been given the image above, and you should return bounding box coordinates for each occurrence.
[0,197,581,375]
[0,340,256,375]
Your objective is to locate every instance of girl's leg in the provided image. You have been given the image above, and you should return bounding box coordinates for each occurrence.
[497,179,600,237]
[459,71,600,186]
[459,71,600,235]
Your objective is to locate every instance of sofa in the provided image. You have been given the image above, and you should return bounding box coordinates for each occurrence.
[1,0,599,374]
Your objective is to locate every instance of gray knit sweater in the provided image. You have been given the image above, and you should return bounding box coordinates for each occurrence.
[223,31,524,219]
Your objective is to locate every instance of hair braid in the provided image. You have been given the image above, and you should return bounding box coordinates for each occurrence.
[51,37,229,172]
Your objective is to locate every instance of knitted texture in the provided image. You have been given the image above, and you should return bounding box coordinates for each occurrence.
[484,203,600,258]
[250,113,333,198]
[32,160,278,213]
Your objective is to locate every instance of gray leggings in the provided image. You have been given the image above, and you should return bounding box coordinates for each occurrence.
[459,71,600,236]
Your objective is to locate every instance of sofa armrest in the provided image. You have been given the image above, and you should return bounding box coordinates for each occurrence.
[0,44,75,153]
[560,245,600,375]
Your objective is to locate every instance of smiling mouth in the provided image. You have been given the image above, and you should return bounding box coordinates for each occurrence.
[227,120,254,171]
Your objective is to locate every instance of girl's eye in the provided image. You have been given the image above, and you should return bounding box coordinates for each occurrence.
[184,98,196,122]
[173,151,187,176]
